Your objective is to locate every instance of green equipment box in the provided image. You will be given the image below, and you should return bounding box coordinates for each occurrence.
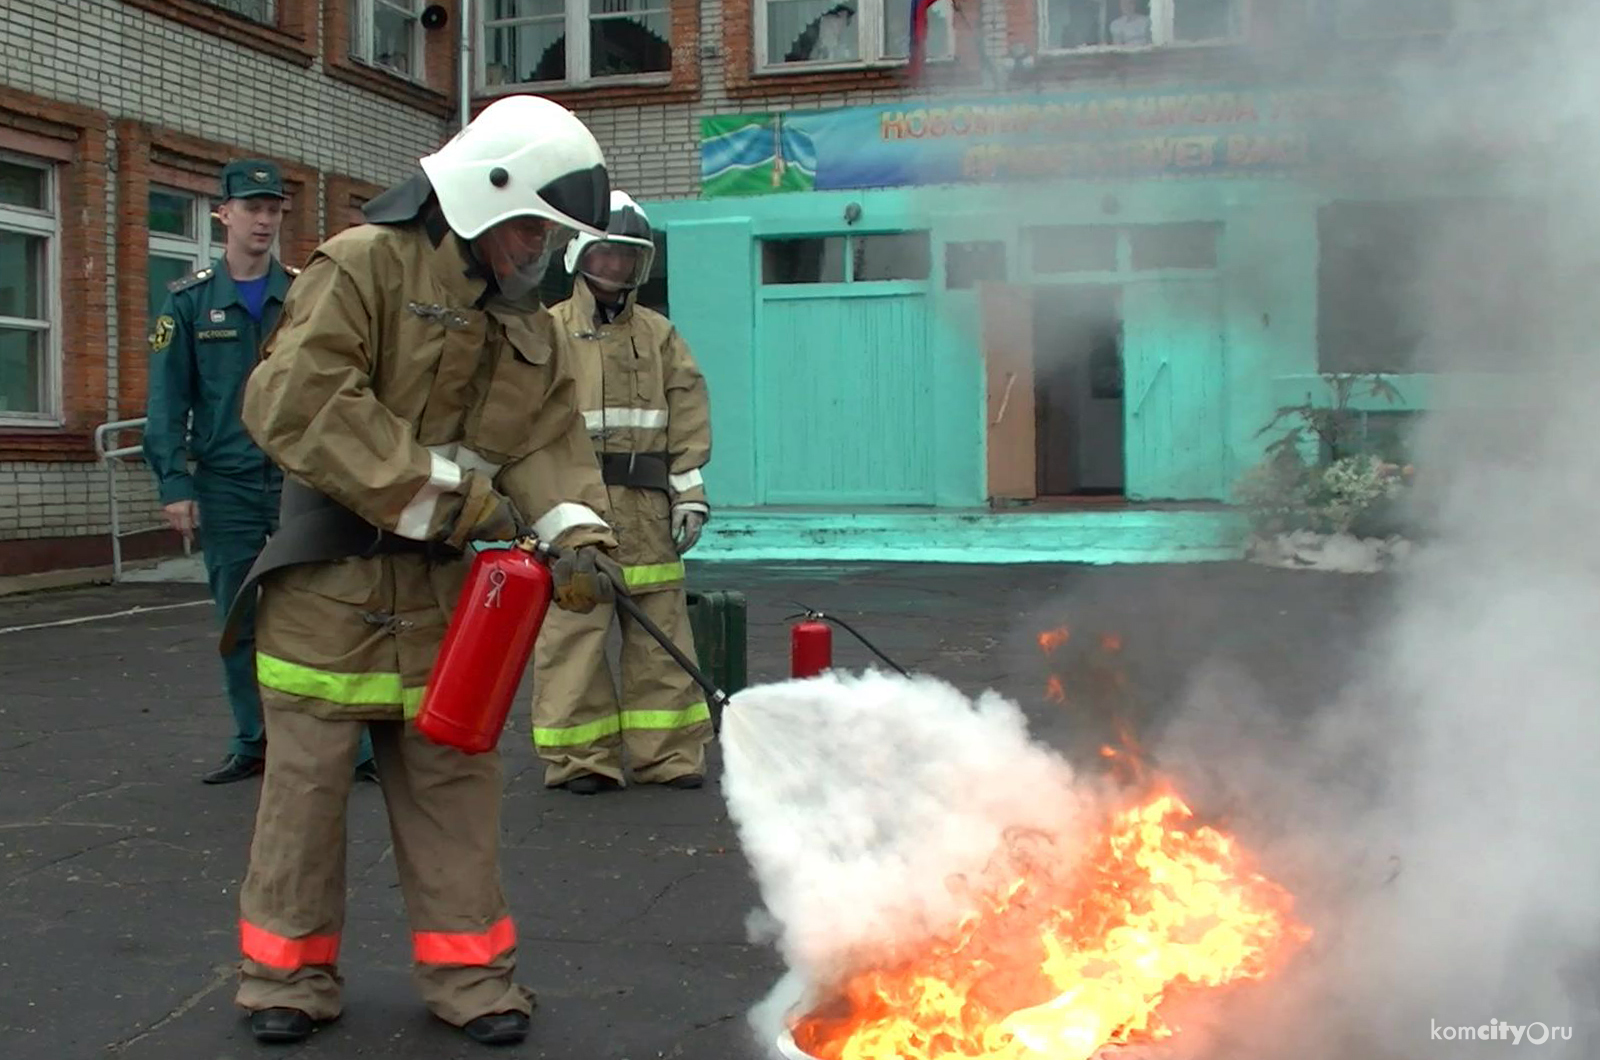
[685,590,747,725]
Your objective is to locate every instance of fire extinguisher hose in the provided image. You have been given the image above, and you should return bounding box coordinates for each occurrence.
[784,603,910,677]
[533,541,731,730]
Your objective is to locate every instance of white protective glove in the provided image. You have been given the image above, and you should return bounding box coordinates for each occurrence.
[671,505,707,554]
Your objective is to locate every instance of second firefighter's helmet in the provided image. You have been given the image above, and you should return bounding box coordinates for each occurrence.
[563,190,655,292]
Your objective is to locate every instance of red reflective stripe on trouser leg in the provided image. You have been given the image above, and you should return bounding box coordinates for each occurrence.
[413,916,516,965]
[240,919,341,968]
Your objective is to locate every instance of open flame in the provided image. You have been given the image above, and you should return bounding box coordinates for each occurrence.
[1038,628,1071,654]
[786,628,1311,1060]
[788,785,1310,1060]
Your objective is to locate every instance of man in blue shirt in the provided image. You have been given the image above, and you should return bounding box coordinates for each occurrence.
[144,159,377,785]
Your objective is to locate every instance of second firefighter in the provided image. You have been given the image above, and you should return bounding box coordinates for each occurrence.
[531,191,714,794]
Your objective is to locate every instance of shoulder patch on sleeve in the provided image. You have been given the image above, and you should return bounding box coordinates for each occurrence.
[167,267,213,294]
[149,315,175,352]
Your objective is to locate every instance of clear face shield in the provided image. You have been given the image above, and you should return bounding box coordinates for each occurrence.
[576,235,655,296]
[473,215,578,301]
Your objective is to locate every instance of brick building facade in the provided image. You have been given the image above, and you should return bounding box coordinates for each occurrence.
[0,0,465,579]
[1,0,1535,577]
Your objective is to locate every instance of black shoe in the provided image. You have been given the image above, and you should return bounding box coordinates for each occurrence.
[202,754,264,785]
[560,774,622,796]
[354,760,380,784]
[662,774,705,790]
[463,1010,529,1045]
[250,1006,314,1043]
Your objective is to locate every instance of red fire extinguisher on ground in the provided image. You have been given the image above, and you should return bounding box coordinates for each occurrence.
[788,605,911,682]
[415,540,553,754]
[791,612,833,679]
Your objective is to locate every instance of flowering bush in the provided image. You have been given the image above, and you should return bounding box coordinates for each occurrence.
[1312,455,1408,535]
[1236,452,1413,538]
[1236,373,1417,542]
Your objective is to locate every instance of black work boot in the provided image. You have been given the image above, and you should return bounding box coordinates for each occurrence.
[560,774,622,796]
[249,1007,314,1043]
[662,774,705,790]
[463,1010,530,1045]
[202,754,264,785]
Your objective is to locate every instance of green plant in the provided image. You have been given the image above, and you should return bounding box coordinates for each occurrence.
[1237,373,1416,539]
[1258,373,1406,465]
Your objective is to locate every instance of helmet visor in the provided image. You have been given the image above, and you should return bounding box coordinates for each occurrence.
[477,215,577,300]
[577,235,655,292]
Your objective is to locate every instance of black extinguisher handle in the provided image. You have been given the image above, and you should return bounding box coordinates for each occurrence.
[531,539,731,732]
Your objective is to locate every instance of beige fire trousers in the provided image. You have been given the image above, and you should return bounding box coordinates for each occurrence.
[530,587,713,787]
[235,695,534,1026]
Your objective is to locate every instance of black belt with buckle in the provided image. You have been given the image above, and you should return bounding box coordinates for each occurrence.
[599,451,671,493]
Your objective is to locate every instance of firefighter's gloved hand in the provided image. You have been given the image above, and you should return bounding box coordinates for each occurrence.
[441,472,524,551]
[671,505,707,554]
[552,545,629,613]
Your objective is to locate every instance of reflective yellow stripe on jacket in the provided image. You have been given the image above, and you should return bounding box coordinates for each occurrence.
[532,702,712,748]
[256,653,427,717]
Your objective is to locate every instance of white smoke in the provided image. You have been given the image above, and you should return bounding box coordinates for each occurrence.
[1145,11,1600,1060]
[722,7,1600,1058]
[719,669,1093,1055]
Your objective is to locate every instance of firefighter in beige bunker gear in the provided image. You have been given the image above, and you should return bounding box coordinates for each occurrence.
[531,190,714,795]
[222,95,629,1048]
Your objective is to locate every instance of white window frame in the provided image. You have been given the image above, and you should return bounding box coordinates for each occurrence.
[476,0,676,91]
[148,187,225,285]
[349,0,426,81]
[0,152,63,427]
[755,0,957,73]
[1038,0,1244,56]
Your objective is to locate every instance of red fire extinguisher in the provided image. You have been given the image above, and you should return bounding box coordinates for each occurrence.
[791,613,833,679]
[415,540,554,754]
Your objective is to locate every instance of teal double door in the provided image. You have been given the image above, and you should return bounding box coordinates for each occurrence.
[750,277,1228,507]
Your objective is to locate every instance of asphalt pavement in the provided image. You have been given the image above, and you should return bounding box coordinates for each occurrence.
[0,560,1389,1060]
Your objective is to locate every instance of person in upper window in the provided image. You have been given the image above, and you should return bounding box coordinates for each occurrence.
[1110,0,1152,45]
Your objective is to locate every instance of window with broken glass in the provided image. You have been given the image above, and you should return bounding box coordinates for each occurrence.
[480,0,672,87]
[1038,0,1239,52]
[349,0,424,79]
[757,0,953,70]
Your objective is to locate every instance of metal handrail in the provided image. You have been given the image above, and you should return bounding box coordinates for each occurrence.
[92,417,159,581]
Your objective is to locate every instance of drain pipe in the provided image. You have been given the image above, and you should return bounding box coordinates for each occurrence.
[458,0,473,131]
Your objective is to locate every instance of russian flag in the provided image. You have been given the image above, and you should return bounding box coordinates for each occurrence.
[908,0,939,79]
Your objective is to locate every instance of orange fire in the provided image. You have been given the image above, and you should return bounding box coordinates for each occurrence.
[790,786,1311,1060]
[794,623,1306,1059]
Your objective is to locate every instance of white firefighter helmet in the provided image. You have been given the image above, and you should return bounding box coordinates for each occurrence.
[563,190,656,293]
[419,94,610,241]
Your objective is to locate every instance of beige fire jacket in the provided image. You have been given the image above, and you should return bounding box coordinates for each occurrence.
[240,216,616,720]
[548,278,710,594]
